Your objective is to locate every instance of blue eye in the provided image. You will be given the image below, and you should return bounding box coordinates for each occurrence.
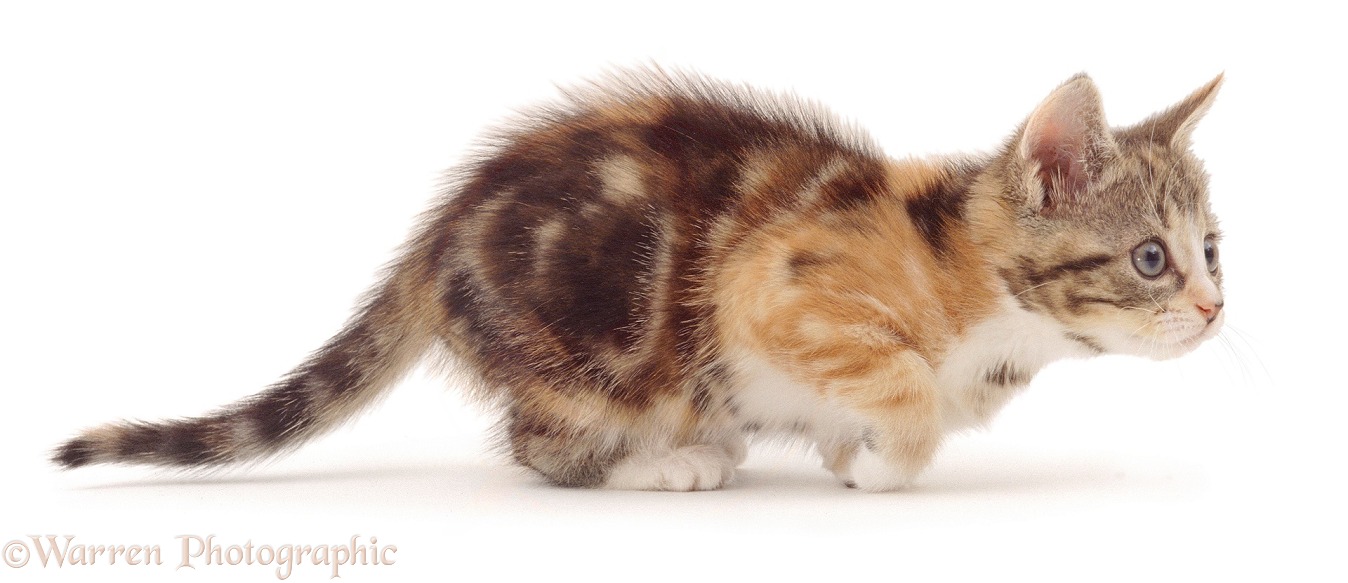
[1204,237,1219,273]
[1132,240,1166,278]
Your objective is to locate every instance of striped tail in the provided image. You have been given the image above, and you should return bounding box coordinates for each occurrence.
[52,279,435,470]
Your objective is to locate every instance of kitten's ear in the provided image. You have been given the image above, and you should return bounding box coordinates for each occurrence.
[1133,74,1224,149]
[1016,74,1118,213]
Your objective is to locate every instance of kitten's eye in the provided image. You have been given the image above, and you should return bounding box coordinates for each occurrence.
[1131,240,1167,278]
[1204,237,1219,273]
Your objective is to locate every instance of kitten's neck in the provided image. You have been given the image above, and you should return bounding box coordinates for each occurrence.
[879,153,1102,371]
[874,154,1013,329]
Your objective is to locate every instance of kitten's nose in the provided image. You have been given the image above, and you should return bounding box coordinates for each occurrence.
[1196,300,1223,323]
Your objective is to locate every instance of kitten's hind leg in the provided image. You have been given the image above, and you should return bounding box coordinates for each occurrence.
[505,390,741,491]
[506,406,630,489]
[602,444,737,491]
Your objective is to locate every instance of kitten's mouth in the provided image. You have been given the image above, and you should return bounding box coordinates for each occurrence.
[1177,330,1208,348]
[1119,317,1220,360]
[1161,319,1221,352]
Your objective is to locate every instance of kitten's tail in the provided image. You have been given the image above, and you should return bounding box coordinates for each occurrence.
[52,260,440,470]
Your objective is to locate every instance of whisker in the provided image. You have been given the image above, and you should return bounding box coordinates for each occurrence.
[1013,280,1054,298]
[1219,324,1274,387]
[1214,332,1255,388]
[1120,306,1159,315]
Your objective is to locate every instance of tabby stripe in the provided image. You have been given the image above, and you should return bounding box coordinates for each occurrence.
[1037,254,1112,282]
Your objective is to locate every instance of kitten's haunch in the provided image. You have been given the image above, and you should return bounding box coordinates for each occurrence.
[55,69,1225,491]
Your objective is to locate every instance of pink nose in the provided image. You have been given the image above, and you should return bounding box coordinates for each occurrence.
[1196,301,1223,323]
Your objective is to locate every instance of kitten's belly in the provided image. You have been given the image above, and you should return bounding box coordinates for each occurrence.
[725,351,866,443]
[726,347,1012,441]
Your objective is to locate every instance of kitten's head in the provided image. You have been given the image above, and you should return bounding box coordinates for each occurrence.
[991,74,1224,360]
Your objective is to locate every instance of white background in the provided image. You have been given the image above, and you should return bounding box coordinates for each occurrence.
[2,1,1343,581]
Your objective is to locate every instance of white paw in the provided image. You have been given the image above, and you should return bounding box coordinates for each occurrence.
[603,445,735,491]
[848,447,915,492]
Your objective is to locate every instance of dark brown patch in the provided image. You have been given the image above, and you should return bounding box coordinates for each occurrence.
[985,361,1030,386]
[541,211,659,350]
[479,192,559,287]
[786,250,837,278]
[309,342,365,398]
[116,424,165,457]
[640,100,783,163]
[509,408,565,440]
[904,176,969,255]
[597,363,659,410]
[244,384,314,445]
[162,423,215,465]
[818,165,887,210]
[690,383,713,415]
[53,438,95,468]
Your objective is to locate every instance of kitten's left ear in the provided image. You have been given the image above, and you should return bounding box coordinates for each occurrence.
[1132,74,1224,149]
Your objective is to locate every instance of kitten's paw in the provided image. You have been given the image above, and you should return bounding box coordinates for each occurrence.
[720,437,749,467]
[847,447,916,492]
[603,445,735,491]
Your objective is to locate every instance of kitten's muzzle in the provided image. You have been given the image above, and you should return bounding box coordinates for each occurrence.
[1197,300,1224,323]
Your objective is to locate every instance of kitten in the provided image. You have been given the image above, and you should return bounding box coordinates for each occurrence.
[53,69,1225,491]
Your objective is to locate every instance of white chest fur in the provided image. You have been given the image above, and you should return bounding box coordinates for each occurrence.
[934,296,1094,430]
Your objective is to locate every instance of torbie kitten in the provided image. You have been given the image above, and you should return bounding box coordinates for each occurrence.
[55,69,1225,491]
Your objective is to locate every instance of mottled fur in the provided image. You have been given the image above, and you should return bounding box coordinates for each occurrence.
[54,69,1225,491]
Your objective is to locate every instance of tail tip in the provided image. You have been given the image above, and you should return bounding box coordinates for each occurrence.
[52,437,96,469]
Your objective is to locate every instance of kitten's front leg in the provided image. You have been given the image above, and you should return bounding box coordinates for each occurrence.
[720,236,948,491]
[749,305,945,491]
[820,351,944,491]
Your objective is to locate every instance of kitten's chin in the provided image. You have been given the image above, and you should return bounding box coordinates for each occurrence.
[1141,334,1208,361]
[1090,315,1223,361]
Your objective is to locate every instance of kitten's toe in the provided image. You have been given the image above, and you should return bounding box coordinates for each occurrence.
[603,445,735,491]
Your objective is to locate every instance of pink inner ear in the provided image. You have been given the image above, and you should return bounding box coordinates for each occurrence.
[1033,142,1085,209]
[1028,114,1088,210]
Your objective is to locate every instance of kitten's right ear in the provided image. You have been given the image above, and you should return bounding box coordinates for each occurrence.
[1015,74,1119,214]
[1131,74,1224,149]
